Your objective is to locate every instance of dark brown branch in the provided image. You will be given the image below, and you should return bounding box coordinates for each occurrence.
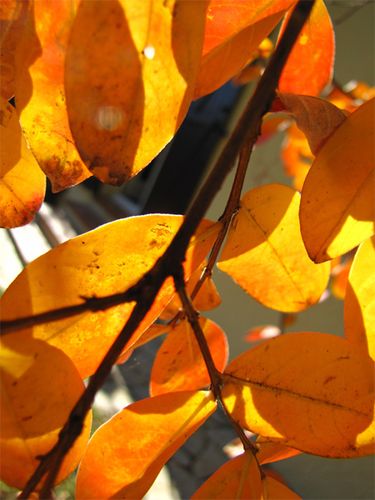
[18,1,314,494]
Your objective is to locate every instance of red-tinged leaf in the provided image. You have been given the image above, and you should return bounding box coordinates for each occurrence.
[0,216,220,378]
[192,451,262,499]
[262,472,301,499]
[217,184,330,312]
[276,93,347,155]
[0,99,45,228]
[194,0,294,99]
[0,335,92,489]
[65,0,207,185]
[15,0,91,192]
[222,332,375,458]
[245,325,281,343]
[331,258,352,300]
[75,391,216,499]
[257,113,289,146]
[150,317,228,396]
[278,0,334,96]
[256,440,301,465]
[344,237,375,361]
[300,98,375,263]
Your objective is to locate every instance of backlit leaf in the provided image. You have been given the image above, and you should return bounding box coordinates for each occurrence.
[0,335,92,489]
[344,237,375,361]
[16,0,91,192]
[76,391,216,499]
[330,257,352,300]
[194,0,293,99]
[217,184,330,312]
[278,0,334,96]
[300,98,375,262]
[256,440,301,465]
[262,472,301,499]
[65,0,207,185]
[150,317,228,395]
[192,451,262,499]
[222,332,375,457]
[0,216,219,378]
[0,99,45,228]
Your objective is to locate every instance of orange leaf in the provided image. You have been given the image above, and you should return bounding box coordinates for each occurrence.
[281,123,312,190]
[194,0,294,99]
[65,0,207,185]
[16,0,91,192]
[217,184,330,312]
[0,99,45,228]
[245,325,281,343]
[222,332,375,457]
[0,335,92,489]
[344,236,375,361]
[278,0,334,96]
[150,317,228,395]
[192,451,262,499]
[300,98,375,263]
[256,440,301,465]
[330,258,352,300]
[0,216,220,378]
[276,93,347,155]
[75,390,216,499]
[262,472,301,499]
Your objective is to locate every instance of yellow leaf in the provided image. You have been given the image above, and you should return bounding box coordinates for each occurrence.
[75,390,216,499]
[192,451,262,499]
[344,236,375,361]
[222,332,375,457]
[217,184,330,312]
[300,98,375,262]
[150,317,228,395]
[0,216,219,378]
[262,472,301,499]
[0,335,92,489]
[0,98,45,228]
[65,0,207,185]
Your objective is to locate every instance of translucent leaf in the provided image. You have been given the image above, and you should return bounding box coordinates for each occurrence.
[222,332,375,457]
[192,451,262,499]
[0,99,45,228]
[217,184,330,312]
[65,0,207,185]
[0,335,92,489]
[150,317,228,395]
[262,472,301,499]
[75,391,216,499]
[278,0,334,96]
[16,0,91,192]
[194,0,293,99]
[0,216,219,378]
[344,237,375,361]
[281,123,312,191]
[300,98,375,262]
[330,258,352,300]
[256,440,301,465]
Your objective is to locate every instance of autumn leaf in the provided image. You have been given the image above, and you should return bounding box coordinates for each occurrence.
[0,98,45,228]
[262,472,301,499]
[299,98,375,263]
[281,122,313,190]
[330,257,352,300]
[245,325,281,343]
[150,317,228,395]
[192,451,262,499]
[222,332,375,457]
[65,0,207,185]
[0,216,220,378]
[344,236,375,361]
[218,184,330,312]
[256,439,301,465]
[0,335,92,489]
[194,0,294,99]
[75,391,216,499]
[278,0,334,96]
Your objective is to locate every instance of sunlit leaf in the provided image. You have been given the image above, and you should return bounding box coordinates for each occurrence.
[150,317,228,395]
[16,0,91,192]
[278,0,334,96]
[218,184,330,312]
[0,216,219,378]
[222,332,375,457]
[262,472,301,499]
[300,98,375,263]
[281,123,313,191]
[0,335,92,489]
[194,0,293,99]
[192,451,262,499]
[256,439,301,465]
[65,0,207,185]
[331,257,352,300]
[76,391,216,499]
[0,99,45,228]
[344,237,375,361]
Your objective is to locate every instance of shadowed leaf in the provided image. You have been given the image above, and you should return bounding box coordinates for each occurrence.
[262,472,301,499]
